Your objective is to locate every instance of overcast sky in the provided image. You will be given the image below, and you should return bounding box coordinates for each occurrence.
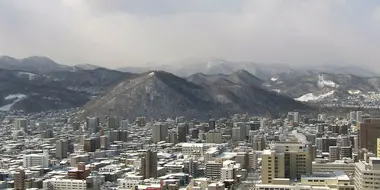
[1,0,380,68]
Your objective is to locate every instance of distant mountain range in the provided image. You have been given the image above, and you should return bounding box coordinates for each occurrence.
[82,70,307,120]
[1,55,380,116]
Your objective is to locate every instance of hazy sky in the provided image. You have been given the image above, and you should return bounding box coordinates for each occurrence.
[1,0,380,68]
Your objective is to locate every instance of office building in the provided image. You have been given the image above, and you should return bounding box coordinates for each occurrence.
[377,138,380,157]
[84,137,99,152]
[190,128,199,139]
[152,122,168,143]
[177,123,187,142]
[205,130,222,144]
[235,152,249,170]
[168,130,178,144]
[288,112,300,123]
[221,164,235,181]
[317,114,327,121]
[340,146,352,159]
[251,134,266,151]
[107,116,119,129]
[86,117,99,134]
[209,119,216,130]
[100,135,110,150]
[14,169,26,190]
[357,111,363,123]
[232,126,244,142]
[140,150,157,179]
[262,142,313,183]
[316,137,337,152]
[359,118,380,153]
[354,157,380,190]
[205,161,222,180]
[329,146,340,162]
[56,139,69,159]
[121,119,129,130]
[43,178,87,190]
[23,151,49,168]
[261,149,285,184]
[14,118,28,132]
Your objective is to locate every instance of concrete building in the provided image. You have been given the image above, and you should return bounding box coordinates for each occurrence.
[13,169,25,190]
[232,127,244,142]
[140,150,157,179]
[251,134,266,151]
[43,178,87,190]
[177,123,187,142]
[312,159,356,174]
[168,130,178,144]
[205,130,222,144]
[86,117,99,134]
[23,151,49,168]
[107,116,119,129]
[100,135,110,150]
[221,164,235,181]
[235,152,249,170]
[339,146,352,159]
[56,139,69,159]
[152,122,168,143]
[261,149,285,184]
[288,112,299,123]
[14,118,28,132]
[358,118,380,154]
[329,146,340,162]
[205,161,222,180]
[262,142,313,182]
[377,138,380,157]
[354,157,380,190]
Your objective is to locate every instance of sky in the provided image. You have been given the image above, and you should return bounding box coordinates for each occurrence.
[0,0,380,68]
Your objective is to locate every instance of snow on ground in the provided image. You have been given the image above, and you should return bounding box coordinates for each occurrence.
[4,94,27,100]
[17,72,37,80]
[295,91,335,102]
[348,90,361,95]
[0,94,27,111]
[271,77,278,82]
[149,72,155,77]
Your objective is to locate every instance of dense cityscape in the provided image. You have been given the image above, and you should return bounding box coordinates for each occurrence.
[0,109,379,190]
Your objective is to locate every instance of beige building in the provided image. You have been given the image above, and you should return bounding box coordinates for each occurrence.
[377,138,380,157]
[262,142,313,184]
[354,157,380,190]
[261,149,285,184]
[205,130,222,144]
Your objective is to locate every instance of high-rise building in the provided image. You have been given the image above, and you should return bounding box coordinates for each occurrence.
[316,137,337,152]
[177,123,187,142]
[86,117,99,134]
[205,130,222,144]
[190,128,199,139]
[107,116,119,129]
[261,149,285,184]
[140,150,157,179]
[23,151,49,168]
[359,118,380,154]
[121,119,129,130]
[84,137,99,152]
[168,130,178,144]
[251,135,266,151]
[235,152,249,170]
[14,169,26,190]
[354,157,380,190]
[232,125,245,142]
[205,161,222,180]
[340,146,352,159]
[100,135,110,150]
[152,122,168,143]
[377,138,380,157]
[262,142,313,183]
[357,111,363,123]
[208,119,216,130]
[288,112,300,123]
[221,164,235,181]
[329,146,340,162]
[56,139,69,159]
[14,118,28,132]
